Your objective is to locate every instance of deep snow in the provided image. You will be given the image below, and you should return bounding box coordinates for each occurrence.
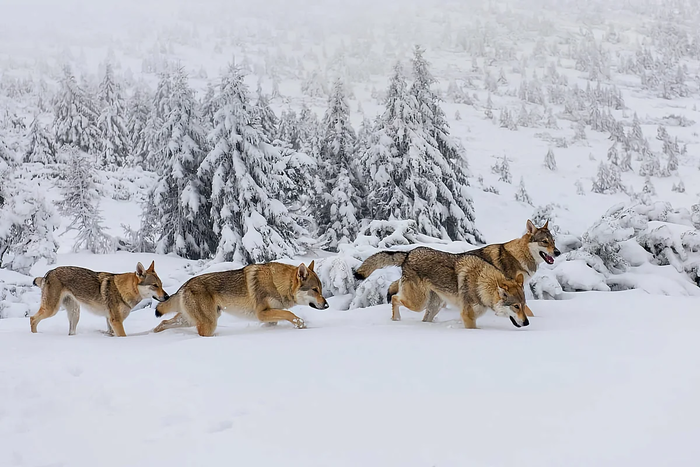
[2,278,700,466]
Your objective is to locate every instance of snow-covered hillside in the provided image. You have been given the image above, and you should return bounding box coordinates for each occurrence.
[2,0,700,464]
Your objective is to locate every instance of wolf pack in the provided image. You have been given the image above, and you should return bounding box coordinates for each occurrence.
[29,220,560,337]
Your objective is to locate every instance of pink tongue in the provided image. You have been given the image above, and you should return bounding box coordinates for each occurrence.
[545,255,554,264]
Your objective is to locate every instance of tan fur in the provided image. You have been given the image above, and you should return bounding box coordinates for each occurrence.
[359,247,530,328]
[30,261,168,336]
[153,261,328,337]
[372,220,559,320]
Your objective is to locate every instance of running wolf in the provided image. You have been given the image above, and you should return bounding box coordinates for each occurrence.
[354,247,531,328]
[153,261,328,336]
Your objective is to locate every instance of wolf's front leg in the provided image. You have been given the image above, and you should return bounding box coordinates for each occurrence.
[460,305,477,329]
[108,308,127,337]
[154,312,191,333]
[256,309,306,329]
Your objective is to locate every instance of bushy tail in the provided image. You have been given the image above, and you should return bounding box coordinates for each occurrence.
[354,251,408,280]
[155,293,179,318]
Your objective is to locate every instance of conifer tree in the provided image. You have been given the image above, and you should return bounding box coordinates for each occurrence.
[55,148,114,254]
[96,63,130,168]
[199,64,305,263]
[142,67,214,259]
[53,65,99,154]
[24,117,56,164]
[316,78,361,250]
[544,148,557,171]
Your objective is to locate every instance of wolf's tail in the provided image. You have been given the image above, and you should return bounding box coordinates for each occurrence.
[155,293,179,318]
[353,251,408,280]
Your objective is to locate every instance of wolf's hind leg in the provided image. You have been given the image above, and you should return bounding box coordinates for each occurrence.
[421,292,444,323]
[30,286,62,333]
[392,278,428,322]
[63,296,80,336]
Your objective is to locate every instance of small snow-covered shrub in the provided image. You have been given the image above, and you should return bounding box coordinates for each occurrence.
[0,180,59,274]
[546,200,700,296]
[315,254,362,298]
[353,220,421,249]
[528,268,563,299]
[349,267,402,310]
[97,166,159,202]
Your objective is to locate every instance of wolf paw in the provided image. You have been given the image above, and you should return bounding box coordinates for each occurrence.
[292,318,306,329]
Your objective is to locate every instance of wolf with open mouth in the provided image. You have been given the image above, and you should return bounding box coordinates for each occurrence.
[379,219,560,322]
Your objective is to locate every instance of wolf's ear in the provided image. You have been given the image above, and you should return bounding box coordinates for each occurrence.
[136,262,146,277]
[147,261,155,272]
[308,260,315,272]
[526,219,536,235]
[543,220,550,230]
[515,273,524,287]
[497,284,508,300]
[297,263,309,281]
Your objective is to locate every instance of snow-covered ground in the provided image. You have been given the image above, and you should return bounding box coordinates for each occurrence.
[2,280,700,466]
[3,0,700,464]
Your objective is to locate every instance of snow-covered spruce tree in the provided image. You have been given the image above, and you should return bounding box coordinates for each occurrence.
[200,81,217,127]
[672,180,685,193]
[0,185,59,274]
[409,46,482,243]
[361,59,483,244]
[278,109,301,150]
[607,143,619,166]
[663,137,679,173]
[52,65,99,154]
[24,117,56,164]
[638,148,661,177]
[55,148,114,254]
[96,63,130,168]
[544,148,557,171]
[301,70,327,98]
[315,78,362,251]
[254,87,279,143]
[514,177,533,205]
[142,67,214,260]
[591,161,623,194]
[298,104,323,159]
[491,155,512,183]
[199,64,305,263]
[144,70,174,172]
[125,84,152,167]
[642,176,656,196]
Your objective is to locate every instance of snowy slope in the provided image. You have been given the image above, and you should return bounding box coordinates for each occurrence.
[2,288,700,467]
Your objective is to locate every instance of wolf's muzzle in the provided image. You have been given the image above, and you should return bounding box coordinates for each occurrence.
[509,316,529,328]
[155,293,170,302]
[310,302,330,310]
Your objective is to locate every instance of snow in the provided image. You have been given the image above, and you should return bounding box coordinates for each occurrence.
[3,0,700,464]
[2,286,700,467]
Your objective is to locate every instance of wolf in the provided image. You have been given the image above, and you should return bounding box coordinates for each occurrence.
[374,219,559,322]
[30,261,169,336]
[153,261,328,336]
[354,247,531,328]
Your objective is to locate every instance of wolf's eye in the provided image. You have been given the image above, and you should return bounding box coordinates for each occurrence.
[150,285,158,290]
[513,304,521,310]
[313,287,320,293]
